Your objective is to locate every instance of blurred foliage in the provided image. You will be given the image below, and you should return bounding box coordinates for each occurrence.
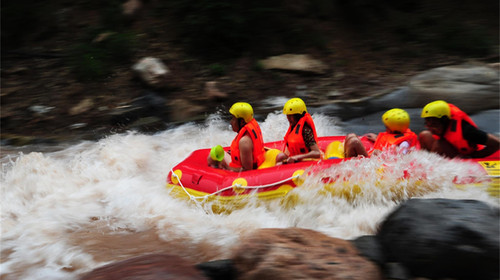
[68,32,137,81]
[2,0,498,63]
[434,23,493,56]
[208,63,227,77]
[2,0,59,49]
[166,0,282,56]
[3,0,136,81]
[68,44,109,81]
[163,0,497,58]
[164,0,334,57]
[335,0,498,56]
[97,0,128,31]
[252,61,265,72]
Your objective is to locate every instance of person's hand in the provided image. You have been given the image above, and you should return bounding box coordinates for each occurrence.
[364,133,377,142]
[210,161,225,169]
[284,156,298,164]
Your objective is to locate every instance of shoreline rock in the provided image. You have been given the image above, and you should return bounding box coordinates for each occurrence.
[80,199,500,280]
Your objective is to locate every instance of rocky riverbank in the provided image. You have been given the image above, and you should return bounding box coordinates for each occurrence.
[80,198,500,280]
[2,61,498,148]
[2,1,498,147]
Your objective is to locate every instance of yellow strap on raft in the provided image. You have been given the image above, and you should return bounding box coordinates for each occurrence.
[324,141,344,159]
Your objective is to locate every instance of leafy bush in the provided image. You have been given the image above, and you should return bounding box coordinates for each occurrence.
[68,32,137,81]
[434,23,493,56]
[68,44,109,81]
[167,0,294,56]
[208,63,226,76]
[101,32,138,62]
[98,0,127,31]
[2,0,58,49]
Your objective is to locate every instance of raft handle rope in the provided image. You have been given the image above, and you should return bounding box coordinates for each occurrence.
[169,168,301,202]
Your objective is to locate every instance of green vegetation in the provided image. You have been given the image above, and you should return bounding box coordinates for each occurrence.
[2,0,497,73]
[3,0,137,81]
[66,1,137,81]
[252,61,265,72]
[2,0,59,48]
[68,43,109,81]
[166,0,285,56]
[208,63,227,77]
[435,23,493,56]
[335,0,498,57]
[68,32,137,81]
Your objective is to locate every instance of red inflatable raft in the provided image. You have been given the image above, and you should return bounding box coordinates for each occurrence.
[166,136,499,210]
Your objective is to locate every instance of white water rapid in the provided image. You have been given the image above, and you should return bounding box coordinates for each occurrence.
[1,112,498,279]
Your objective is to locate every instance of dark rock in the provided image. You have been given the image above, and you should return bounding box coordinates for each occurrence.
[196,259,237,280]
[351,235,385,266]
[384,262,411,280]
[109,91,168,126]
[408,64,500,114]
[80,254,207,280]
[377,199,500,280]
[127,117,167,133]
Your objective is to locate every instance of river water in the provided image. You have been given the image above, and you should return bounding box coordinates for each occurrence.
[1,110,499,279]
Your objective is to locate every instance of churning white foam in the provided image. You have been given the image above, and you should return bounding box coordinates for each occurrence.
[1,112,497,279]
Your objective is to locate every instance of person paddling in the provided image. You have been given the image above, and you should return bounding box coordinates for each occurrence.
[419,100,500,158]
[275,98,322,164]
[207,102,266,171]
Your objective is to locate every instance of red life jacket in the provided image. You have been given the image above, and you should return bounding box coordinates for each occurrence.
[284,113,318,156]
[229,118,266,169]
[442,103,478,155]
[372,129,419,153]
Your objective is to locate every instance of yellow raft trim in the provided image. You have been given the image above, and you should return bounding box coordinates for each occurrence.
[477,160,500,197]
[167,183,295,203]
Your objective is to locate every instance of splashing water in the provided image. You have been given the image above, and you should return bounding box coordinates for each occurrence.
[1,112,497,279]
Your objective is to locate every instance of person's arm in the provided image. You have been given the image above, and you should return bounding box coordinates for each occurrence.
[238,136,254,170]
[224,135,254,171]
[462,121,499,158]
[467,133,500,158]
[344,133,369,158]
[398,141,410,154]
[284,125,322,163]
[283,146,290,156]
[285,143,321,163]
[364,133,378,142]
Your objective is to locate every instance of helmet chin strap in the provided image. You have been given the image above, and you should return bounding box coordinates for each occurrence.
[237,118,246,131]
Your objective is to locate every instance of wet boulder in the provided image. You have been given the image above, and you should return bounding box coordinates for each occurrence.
[80,254,207,280]
[232,227,382,280]
[196,259,237,280]
[350,235,385,266]
[409,64,499,114]
[204,81,228,100]
[377,198,500,280]
[123,0,142,17]
[259,54,328,75]
[132,57,170,88]
[109,91,168,130]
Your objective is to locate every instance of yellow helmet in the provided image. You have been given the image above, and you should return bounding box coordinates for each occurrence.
[382,108,410,133]
[229,102,253,123]
[421,100,451,118]
[283,98,307,115]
